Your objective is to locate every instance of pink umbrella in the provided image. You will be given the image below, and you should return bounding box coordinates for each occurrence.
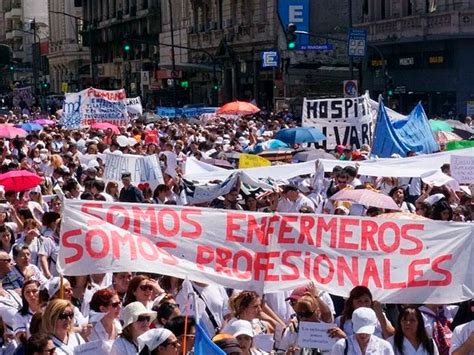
[378,212,429,220]
[330,188,400,210]
[33,119,55,125]
[91,122,120,134]
[435,131,462,144]
[0,125,27,139]
[0,170,43,192]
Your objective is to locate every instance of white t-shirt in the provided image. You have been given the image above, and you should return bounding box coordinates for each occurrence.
[264,291,294,323]
[331,334,394,355]
[38,236,59,276]
[418,305,459,339]
[335,313,391,339]
[52,333,85,355]
[0,290,22,334]
[12,311,33,337]
[110,336,139,355]
[388,335,439,355]
[450,320,474,355]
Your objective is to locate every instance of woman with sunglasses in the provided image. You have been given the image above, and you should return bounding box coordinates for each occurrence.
[111,301,157,355]
[12,279,42,343]
[41,299,85,354]
[154,300,181,328]
[388,306,437,355]
[123,275,165,309]
[89,288,122,350]
[138,328,180,355]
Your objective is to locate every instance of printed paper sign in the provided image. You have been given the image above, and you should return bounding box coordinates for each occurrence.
[451,155,474,184]
[59,201,474,304]
[81,88,129,126]
[297,322,337,351]
[239,154,271,169]
[104,153,164,190]
[126,96,143,120]
[302,94,373,150]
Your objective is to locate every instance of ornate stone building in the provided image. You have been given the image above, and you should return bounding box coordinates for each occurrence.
[357,0,474,115]
[48,0,89,93]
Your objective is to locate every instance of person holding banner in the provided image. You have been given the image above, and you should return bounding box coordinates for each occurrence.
[119,172,144,203]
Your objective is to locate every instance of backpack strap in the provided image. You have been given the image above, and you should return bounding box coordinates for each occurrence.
[344,338,349,355]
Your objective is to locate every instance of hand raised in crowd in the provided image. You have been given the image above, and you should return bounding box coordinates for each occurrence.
[327,326,346,339]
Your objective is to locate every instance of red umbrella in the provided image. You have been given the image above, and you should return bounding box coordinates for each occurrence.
[91,122,120,134]
[0,125,27,139]
[0,170,43,192]
[217,101,260,115]
[330,188,400,210]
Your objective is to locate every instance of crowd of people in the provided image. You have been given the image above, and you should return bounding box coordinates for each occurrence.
[0,105,472,355]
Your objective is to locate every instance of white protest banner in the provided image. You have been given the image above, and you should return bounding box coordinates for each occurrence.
[59,201,474,304]
[80,88,129,126]
[104,153,164,190]
[297,322,337,351]
[73,340,108,355]
[126,96,143,120]
[451,155,474,184]
[60,91,84,128]
[302,93,373,150]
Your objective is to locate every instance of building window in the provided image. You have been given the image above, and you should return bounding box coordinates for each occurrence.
[407,0,413,15]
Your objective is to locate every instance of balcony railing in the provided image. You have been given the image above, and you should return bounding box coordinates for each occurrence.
[357,10,474,42]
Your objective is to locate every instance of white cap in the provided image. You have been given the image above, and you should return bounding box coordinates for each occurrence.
[335,206,350,215]
[138,328,173,352]
[44,277,62,298]
[352,307,377,334]
[88,159,100,169]
[117,135,129,147]
[215,137,224,145]
[221,320,254,338]
[122,302,157,328]
[425,193,445,205]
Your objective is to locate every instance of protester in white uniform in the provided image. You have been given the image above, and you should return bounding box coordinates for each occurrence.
[222,319,268,355]
[137,328,180,355]
[40,299,86,355]
[449,300,474,355]
[276,185,315,213]
[111,302,156,355]
[388,306,438,355]
[331,307,394,355]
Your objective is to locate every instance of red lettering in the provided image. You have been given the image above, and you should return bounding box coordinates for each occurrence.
[338,218,359,250]
[215,247,233,276]
[383,259,406,289]
[277,215,297,244]
[266,215,280,241]
[181,209,202,239]
[313,254,334,284]
[85,230,110,259]
[297,216,315,245]
[377,222,400,253]
[263,251,280,281]
[106,205,130,230]
[157,209,180,237]
[226,213,246,242]
[430,255,452,286]
[360,220,379,251]
[400,224,424,255]
[281,251,301,281]
[81,202,103,221]
[62,229,83,264]
[110,231,137,260]
[336,256,359,286]
[232,251,253,279]
[316,217,338,248]
[195,245,214,270]
[132,207,157,235]
[361,258,382,288]
[407,258,430,287]
[155,241,178,265]
[137,237,159,261]
[247,215,268,246]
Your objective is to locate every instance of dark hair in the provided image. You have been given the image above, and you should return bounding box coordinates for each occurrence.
[165,315,196,337]
[123,275,149,306]
[25,333,52,355]
[416,202,432,217]
[340,286,373,330]
[154,301,179,326]
[92,179,106,193]
[343,166,357,178]
[20,280,41,315]
[90,288,117,312]
[389,186,405,198]
[12,243,29,258]
[440,163,450,173]
[153,184,170,198]
[80,192,94,200]
[41,211,60,228]
[431,200,453,221]
[394,307,434,355]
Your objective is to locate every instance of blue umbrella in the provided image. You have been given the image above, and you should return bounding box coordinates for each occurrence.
[16,123,43,132]
[275,127,326,145]
[252,139,289,154]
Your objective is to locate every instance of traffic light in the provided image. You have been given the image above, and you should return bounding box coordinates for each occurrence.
[180,80,189,89]
[123,41,131,52]
[8,64,14,71]
[386,77,394,97]
[212,79,219,91]
[286,23,297,50]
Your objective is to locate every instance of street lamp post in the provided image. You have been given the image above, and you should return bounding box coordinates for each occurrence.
[48,10,95,87]
[168,0,177,107]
